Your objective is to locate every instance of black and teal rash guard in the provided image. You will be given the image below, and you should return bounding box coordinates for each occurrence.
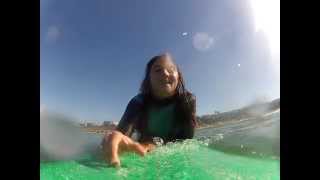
[116,93,196,143]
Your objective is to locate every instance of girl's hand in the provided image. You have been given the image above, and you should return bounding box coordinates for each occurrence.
[102,131,149,167]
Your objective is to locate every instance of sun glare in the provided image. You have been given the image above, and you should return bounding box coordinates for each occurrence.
[249,0,280,55]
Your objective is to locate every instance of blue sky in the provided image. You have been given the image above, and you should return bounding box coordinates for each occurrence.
[41,0,280,122]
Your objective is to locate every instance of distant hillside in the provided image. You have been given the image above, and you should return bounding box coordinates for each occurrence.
[197,98,280,127]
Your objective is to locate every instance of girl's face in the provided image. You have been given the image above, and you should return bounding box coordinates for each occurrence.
[150,56,179,99]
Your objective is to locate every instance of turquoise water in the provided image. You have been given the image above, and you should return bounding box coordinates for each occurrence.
[40,110,280,180]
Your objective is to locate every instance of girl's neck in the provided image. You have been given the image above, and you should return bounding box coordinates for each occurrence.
[150,93,177,105]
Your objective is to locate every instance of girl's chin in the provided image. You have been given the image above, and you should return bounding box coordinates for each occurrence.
[160,86,173,93]
[160,90,176,97]
[153,90,175,99]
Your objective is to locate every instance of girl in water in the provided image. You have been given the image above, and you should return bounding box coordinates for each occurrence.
[102,53,197,167]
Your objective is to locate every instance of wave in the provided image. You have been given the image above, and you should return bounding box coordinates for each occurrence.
[195,110,280,158]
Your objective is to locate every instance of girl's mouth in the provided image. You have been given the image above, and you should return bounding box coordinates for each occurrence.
[160,81,172,86]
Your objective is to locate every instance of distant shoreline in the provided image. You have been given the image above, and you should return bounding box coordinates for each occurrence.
[81,107,280,135]
[81,119,250,135]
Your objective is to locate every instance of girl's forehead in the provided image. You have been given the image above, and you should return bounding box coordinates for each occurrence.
[152,57,176,68]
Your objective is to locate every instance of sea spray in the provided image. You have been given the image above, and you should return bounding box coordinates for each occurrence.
[40,110,95,161]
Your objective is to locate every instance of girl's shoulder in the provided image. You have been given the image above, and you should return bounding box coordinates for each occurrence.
[130,93,145,104]
[183,91,196,103]
[176,91,196,111]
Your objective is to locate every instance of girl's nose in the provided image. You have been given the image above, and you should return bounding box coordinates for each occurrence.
[162,69,170,77]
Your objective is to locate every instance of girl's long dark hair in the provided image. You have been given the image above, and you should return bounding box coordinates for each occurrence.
[139,53,197,132]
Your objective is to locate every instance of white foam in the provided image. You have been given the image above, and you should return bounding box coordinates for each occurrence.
[263,109,280,117]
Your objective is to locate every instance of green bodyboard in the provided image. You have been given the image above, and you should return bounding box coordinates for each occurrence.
[40,140,279,180]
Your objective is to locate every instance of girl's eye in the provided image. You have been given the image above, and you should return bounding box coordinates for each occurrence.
[155,69,162,72]
[154,67,175,74]
[168,67,175,74]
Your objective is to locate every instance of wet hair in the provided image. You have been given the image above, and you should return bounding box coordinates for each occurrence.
[139,53,197,132]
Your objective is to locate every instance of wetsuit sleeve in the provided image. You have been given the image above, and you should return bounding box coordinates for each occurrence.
[116,95,143,137]
[176,94,196,139]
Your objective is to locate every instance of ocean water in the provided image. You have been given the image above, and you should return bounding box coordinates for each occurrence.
[40,110,280,180]
[195,110,280,159]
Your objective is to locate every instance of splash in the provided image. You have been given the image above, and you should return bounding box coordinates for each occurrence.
[40,110,89,161]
